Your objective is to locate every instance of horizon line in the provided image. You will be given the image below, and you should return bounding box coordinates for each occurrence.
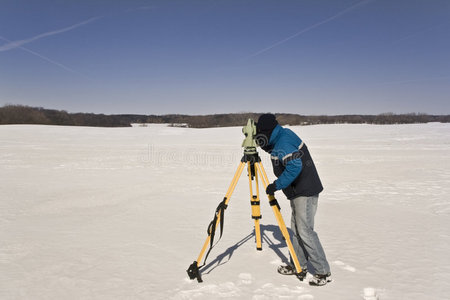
[0,104,448,117]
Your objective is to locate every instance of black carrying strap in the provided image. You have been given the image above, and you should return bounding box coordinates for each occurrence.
[200,197,227,268]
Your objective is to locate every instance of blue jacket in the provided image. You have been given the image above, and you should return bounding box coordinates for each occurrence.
[269,125,303,190]
[268,125,323,199]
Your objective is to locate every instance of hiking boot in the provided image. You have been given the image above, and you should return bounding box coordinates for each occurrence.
[309,272,332,286]
[277,264,296,275]
[277,265,308,281]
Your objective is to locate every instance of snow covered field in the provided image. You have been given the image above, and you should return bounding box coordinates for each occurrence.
[1,123,449,300]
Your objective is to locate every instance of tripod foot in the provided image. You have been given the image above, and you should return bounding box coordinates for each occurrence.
[187,261,203,283]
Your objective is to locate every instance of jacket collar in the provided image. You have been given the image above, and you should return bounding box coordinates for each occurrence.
[269,125,282,146]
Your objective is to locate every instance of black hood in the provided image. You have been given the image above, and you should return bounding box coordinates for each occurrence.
[256,113,278,152]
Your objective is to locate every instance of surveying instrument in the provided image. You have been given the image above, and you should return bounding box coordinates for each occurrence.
[186,119,302,283]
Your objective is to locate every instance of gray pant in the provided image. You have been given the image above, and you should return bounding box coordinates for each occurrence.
[290,194,330,274]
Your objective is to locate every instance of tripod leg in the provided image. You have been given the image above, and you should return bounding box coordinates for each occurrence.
[194,161,246,266]
[246,162,262,250]
[255,162,303,274]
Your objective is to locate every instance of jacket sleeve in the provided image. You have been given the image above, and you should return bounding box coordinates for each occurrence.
[274,158,302,190]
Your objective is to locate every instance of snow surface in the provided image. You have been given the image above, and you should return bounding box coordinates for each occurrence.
[1,123,449,300]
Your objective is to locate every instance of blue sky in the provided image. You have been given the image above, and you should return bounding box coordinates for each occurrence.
[1,0,449,115]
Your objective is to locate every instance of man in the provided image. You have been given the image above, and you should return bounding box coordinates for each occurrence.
[256,113,331,286]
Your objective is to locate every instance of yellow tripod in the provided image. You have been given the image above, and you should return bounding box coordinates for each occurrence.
[187,152,302,283]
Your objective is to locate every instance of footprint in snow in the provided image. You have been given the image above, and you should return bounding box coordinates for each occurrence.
[174,281,240,299]
[333,260,356,272]
[253,283,307,299]
[362,287,379,300]
[238,273,253,285]
[298,295,314,300]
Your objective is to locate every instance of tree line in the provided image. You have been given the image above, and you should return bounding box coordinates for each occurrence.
[1,105,449,128]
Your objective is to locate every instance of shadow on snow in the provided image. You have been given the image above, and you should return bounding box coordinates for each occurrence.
[200,224,293,277]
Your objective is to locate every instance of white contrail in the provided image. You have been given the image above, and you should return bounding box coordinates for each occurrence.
[0,36,86,76]
[246,0,374,59]
[126,5,155,12]
[0,16,101,52]
[374,76,450,86]
[392,23,446,44]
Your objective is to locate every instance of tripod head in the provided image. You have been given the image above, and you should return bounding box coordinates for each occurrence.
[242,119,258,155]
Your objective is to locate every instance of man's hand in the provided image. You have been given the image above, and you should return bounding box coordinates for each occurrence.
[266,183,277,195]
